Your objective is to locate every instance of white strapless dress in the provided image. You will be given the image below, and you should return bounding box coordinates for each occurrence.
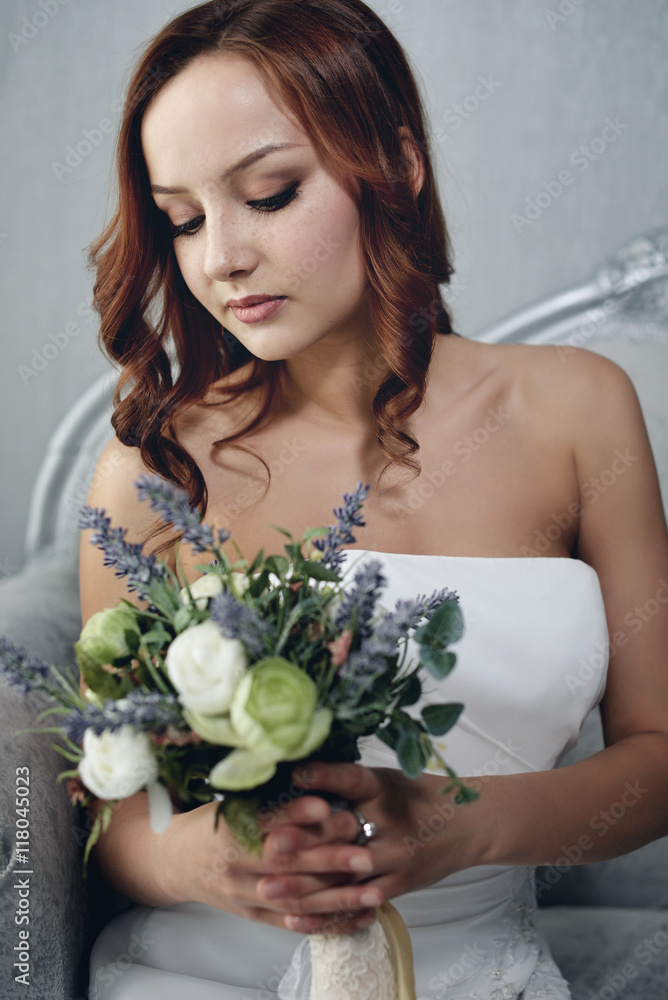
[88,552,609,1000]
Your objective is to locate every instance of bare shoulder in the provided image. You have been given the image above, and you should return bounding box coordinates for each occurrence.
[442,335,642,434]
[79,436,166,624]
[84,435,160,539]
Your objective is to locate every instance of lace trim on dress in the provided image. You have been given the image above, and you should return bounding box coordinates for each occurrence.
[423,869,571,1000]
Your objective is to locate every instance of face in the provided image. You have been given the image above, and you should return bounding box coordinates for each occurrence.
[141,53,370,363]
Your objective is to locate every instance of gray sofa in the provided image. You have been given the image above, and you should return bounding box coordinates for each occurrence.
[1,230,668,999]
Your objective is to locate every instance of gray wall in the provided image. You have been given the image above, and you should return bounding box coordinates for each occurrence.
[1,0,667,576]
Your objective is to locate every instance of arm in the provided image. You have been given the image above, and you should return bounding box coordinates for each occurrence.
[79,438,377,932]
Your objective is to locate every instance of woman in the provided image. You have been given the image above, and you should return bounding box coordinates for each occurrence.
[81,1,668,997]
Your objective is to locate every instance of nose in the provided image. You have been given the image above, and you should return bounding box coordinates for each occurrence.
[202,208,259,282]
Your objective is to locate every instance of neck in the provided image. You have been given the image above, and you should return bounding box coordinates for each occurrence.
[279,312,388,432]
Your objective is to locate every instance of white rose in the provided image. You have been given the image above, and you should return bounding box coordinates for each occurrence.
[165,619,248,715]
[78,726,159,800]
[179,573,224,610]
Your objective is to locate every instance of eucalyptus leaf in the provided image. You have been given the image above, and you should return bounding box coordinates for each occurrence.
[414,600,464,648]
[396,728,428,779]
[396,674,421,708]
[420,648,457,680]
[421,702,464,736]
[376,724,398,749]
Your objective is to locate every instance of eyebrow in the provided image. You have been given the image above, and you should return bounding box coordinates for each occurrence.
[150,142,303,195]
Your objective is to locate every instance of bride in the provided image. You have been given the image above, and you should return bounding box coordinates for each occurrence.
[81,1,668,997]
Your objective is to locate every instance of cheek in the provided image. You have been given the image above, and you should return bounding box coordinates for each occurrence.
[289,194,365,296]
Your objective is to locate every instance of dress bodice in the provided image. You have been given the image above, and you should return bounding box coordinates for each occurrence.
[338,550,609,779]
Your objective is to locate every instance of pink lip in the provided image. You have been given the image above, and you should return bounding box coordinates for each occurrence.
[227,296,287,324]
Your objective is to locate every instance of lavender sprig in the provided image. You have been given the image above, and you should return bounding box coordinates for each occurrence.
[334,559,386,638]
[339,589,458,700]
[135,475,230,553]
[62,690,182,745]
[209,591,275,659]
[0,637,51,695]
[78,506,168,601]
[312,482,370,571]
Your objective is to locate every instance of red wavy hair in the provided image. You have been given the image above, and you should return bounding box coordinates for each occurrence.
[88,0,458,521]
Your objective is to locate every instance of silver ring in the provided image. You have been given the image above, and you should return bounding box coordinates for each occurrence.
[352,808,376,845]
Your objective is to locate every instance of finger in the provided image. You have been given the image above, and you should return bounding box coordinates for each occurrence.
[258,794,331,833]
[263,811,361,855]
[261,840,376,878]
[257,871,346,903]
[292,761,382,803]
[281,878,386,917]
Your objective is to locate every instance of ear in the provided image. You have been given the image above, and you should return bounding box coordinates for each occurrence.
[397,125,426,198]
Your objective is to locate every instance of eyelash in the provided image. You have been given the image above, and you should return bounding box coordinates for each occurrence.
[170,181,300,240]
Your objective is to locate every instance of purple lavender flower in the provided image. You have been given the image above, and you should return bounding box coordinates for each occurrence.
[334,560,386,638]
[339,590,458,700]
[135,475,230,553]
[312,482,370,571]
[63,690,182,745]
[78,506,168,600]
[0,637,51,695]
[208,591,275,659]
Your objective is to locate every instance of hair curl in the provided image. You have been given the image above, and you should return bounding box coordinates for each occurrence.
[88,0,458,527]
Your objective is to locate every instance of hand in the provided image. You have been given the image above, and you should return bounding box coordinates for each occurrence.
[156,796,381,935]
[256,761,487,933]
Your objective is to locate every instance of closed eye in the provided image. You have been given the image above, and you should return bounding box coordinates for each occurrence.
[169,181,300,240]
[247,180,300,213]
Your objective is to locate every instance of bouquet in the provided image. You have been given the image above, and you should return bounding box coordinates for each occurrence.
[0,479,476,1000]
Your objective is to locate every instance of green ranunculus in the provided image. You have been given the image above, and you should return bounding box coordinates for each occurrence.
[230,657,332,759]
[75,604,142,699]
[206,658,332,791]
[76,605,141,667]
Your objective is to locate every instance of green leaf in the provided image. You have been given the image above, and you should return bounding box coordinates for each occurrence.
[455,785,480,804]
[376,724,398,749]
[219,794,263,855]
[264,555,291,577]
[421,702,464,736]
[141,627,172,647]
[268,524,294,539]
[301,561,340,582]
[396,728,428,779]
[414,600,464,648]
[420,648,457,680]
[396,674,422,708]
[173,607,194,634]
[248,549,265,574]
[302,528,328,542]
